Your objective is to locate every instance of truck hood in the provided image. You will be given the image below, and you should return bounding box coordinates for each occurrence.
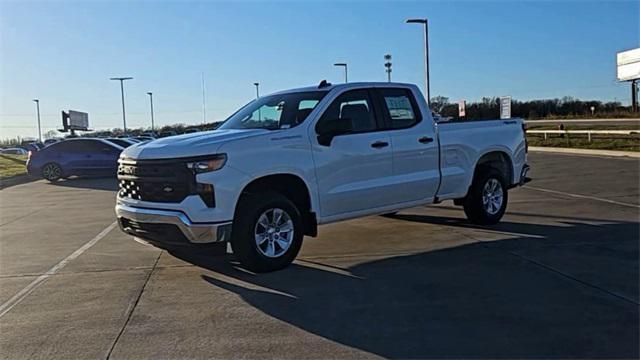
[122,129,268,160]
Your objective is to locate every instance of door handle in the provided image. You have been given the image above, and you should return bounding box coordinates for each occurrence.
[370,141,389,149]
[418,136,434,144]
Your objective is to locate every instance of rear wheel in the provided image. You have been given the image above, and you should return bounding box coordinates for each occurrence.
[42,162,63,182]
[463,168,508,225]
[231,191,303,272]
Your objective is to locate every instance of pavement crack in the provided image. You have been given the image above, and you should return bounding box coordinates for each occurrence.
[500,249,639,306]
[105,251,162,360]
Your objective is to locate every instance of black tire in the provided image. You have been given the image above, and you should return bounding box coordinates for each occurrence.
[41,162,63,182]
[463,168,508,225]
[230,191,304,272]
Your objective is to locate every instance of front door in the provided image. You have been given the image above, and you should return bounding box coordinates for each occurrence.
[311,89,395,217]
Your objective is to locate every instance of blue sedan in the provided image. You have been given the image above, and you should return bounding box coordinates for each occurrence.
[27,138,125,181]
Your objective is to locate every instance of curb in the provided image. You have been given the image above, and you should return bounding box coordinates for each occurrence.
[529,146,640,158]
[0,174,38,190]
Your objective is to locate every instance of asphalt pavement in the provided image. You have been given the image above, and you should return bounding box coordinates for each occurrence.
[0,152,638,359]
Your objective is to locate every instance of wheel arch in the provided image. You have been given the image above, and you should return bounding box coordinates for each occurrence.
[473,150,514,186]
[236,173,317,237]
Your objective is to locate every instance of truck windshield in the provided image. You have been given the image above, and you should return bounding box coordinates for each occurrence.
[218,91,327,130]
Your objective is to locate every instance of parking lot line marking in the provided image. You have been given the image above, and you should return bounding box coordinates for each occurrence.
[0,221,117,318]
[524,186,640,209]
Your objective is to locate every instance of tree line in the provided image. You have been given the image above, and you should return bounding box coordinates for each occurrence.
[430,96,636,120]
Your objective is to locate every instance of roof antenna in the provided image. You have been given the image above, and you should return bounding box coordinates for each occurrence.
[318,79,331,89]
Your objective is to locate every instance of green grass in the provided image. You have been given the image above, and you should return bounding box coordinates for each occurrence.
[527,124,640,131]
[527,135,640,152]
[0,154,28,180]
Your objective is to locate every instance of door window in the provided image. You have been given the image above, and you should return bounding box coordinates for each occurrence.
[378,88,422,129]
[316,90,377,134]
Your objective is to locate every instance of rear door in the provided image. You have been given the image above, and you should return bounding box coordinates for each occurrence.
[91,141,122,174]
[374,87,440,203]
[311,89,395,217]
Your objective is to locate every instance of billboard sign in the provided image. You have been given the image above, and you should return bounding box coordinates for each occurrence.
[617,48,640,82]
[61,110,89,131]
[500,96,512,119]
[458,100,466,117]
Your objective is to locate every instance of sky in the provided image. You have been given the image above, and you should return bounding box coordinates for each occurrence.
[1,0,638,140]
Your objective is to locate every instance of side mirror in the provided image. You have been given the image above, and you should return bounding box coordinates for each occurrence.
[317,118,353,146]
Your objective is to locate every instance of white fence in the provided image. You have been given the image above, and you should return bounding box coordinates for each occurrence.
[527,129,640,142]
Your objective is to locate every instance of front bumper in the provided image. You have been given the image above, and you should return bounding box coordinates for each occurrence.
[115,203,232,245]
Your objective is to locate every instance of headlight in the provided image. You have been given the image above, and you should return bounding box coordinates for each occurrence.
[186,154,227,173]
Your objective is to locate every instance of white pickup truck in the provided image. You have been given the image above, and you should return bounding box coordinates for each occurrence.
[116,82,529,272]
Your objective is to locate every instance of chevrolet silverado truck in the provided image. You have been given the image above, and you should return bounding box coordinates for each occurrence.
[116,82,529,272]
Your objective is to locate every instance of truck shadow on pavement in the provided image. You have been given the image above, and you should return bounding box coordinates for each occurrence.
[170,216,639,359]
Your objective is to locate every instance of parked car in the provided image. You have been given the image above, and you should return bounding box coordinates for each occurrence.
[133,136,154,142]
[44,138,61,145]
[116,82,529,272]
[104,138,138,148]
[19,142,42,152]
[184,128,200,134]
[27,138,124,181]
[0,148,28,155]
[158,130,177,138]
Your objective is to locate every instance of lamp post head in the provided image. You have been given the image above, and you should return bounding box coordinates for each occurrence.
[254,82,259,86]
[33,99,39,103]
[147,92,153,96]
[333,63,347,67]
[406,18,427,24]
[110,77,133,81]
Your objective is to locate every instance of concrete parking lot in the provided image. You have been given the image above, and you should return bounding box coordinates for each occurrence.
[0,152,638,359]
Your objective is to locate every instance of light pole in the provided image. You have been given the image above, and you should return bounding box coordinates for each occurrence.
[384,54,392,82]
[253,82,260,99]
[201,72,207,124]
[333,63,348,83]
[147,92,155,133]
[110,77,133,134]
[406,18,430,108]
[32,99,42,143]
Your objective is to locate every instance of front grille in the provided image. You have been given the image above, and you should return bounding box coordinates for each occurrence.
[117,158,196,203]
[119,179,189,202]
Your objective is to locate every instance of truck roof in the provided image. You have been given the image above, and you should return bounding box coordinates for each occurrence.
[269,81,419,96]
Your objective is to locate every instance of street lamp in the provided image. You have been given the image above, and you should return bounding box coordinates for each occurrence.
[406,18,431,107]
[32,99,42,143]
[253,82,260,99]
[109,77,133,134]
[333,63,348,83]
[146,92,155,133]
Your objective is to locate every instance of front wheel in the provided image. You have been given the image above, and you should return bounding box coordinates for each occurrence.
[231,192,304,272]
[463,168,508,225]
[42,162,63,182]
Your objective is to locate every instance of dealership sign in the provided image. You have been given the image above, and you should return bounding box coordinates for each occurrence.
[617,48,640,82]
[500,96,512,119]
[458,100,466,117]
